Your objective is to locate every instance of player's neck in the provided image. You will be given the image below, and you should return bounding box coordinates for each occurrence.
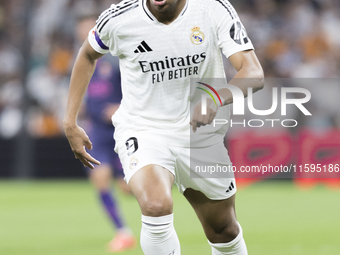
[147,0,187,25]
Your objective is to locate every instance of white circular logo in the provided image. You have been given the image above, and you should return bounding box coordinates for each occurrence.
[191,27,205,45]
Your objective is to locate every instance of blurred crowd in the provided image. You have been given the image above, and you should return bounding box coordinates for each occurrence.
[0,0,339,139]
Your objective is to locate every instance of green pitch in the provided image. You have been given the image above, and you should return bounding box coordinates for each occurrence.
[0,180,339,255]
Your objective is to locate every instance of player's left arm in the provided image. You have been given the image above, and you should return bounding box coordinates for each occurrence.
[191,49,264,132]
[218,49,264,105]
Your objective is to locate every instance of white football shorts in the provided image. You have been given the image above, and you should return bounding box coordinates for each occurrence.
[115,129,236,200]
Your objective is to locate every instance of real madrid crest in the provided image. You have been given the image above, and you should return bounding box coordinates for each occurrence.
[129,156,138,170]
[190,27,204,45]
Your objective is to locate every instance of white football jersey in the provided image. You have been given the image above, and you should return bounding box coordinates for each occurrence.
[88,0,254,146]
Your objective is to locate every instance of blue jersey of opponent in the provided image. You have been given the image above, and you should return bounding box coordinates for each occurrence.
[85,55,123,172]
[85,55,122,125]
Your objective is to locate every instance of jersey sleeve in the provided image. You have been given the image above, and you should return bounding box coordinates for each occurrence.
[210,0,254,58]
[88,5,119,55]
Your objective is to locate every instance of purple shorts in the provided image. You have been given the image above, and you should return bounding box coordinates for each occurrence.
[88,124,124,178]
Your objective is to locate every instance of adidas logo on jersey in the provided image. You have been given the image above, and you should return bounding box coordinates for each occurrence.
[134,41,153,53]
[226,181,235,193]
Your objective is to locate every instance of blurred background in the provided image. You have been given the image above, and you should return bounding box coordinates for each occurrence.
[0,0,340,254]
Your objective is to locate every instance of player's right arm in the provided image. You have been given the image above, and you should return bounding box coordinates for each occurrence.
[63,39,104,169]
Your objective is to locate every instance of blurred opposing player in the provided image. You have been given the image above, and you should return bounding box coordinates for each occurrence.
[64,0,264,254]
[75,8,136,252]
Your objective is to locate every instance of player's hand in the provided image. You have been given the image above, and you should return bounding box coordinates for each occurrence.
[64,124,101,169]
[190,98,219,133]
